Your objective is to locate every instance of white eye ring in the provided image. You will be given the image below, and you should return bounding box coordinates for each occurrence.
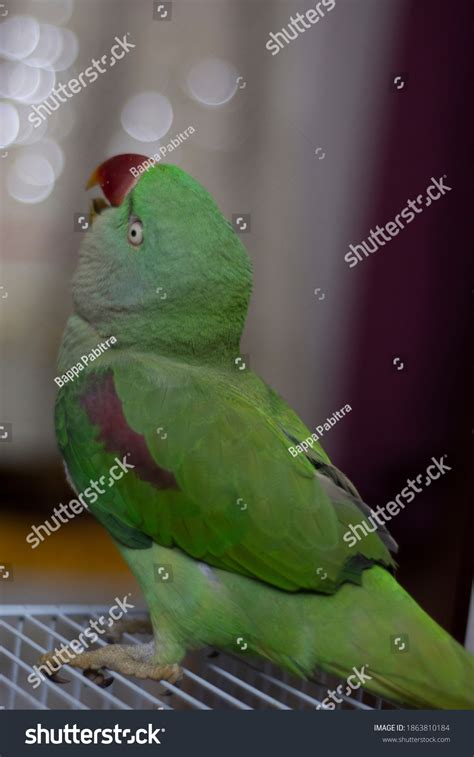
[128,219,143,246]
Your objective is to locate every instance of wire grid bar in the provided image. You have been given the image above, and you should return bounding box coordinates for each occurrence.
[0,606,386,710]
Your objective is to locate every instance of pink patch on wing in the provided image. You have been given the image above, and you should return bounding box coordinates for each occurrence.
[80,371,178,490]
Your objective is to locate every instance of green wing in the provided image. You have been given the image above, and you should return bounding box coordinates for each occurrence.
[56,353,396,594]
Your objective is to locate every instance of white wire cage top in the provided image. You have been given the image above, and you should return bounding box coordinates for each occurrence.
[0,605,396,710]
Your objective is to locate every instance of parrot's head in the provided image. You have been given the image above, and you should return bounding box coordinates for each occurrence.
[72,154,253,361]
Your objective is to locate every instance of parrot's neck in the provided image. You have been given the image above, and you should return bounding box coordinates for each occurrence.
[57,315,104,374]
[58,309,246,371]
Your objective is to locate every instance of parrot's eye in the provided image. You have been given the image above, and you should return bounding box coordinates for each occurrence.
[127,218,143,247]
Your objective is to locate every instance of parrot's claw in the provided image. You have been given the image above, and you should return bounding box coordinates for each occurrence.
[37,651,70,684]
[47,671,70,685]
[83,667,114,688]
[103,616,153,644]
[38,642,183,686]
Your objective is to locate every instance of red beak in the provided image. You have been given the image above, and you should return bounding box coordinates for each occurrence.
[86,154,149,207]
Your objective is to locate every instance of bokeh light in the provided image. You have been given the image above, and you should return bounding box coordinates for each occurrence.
[23,23,63,69]
[0,7,78,203]
[0,101,20,147]
[0,16,41,60]
[48,28,78,72]
[19,66,56,104]
[0,60,41,101]
[7,152,55,203]
[14,105,48,145]
[23,138,64,179]
[186,58,238,106]
[120,92,173,142]
[15,152,55,186]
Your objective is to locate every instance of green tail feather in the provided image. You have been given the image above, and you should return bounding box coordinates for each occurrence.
[304,568,473,709]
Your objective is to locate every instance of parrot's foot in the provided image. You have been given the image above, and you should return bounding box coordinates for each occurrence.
[38,642,183,688]
[103,616,153,643]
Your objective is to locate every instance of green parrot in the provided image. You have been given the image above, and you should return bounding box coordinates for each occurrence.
[48,154,473,708]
